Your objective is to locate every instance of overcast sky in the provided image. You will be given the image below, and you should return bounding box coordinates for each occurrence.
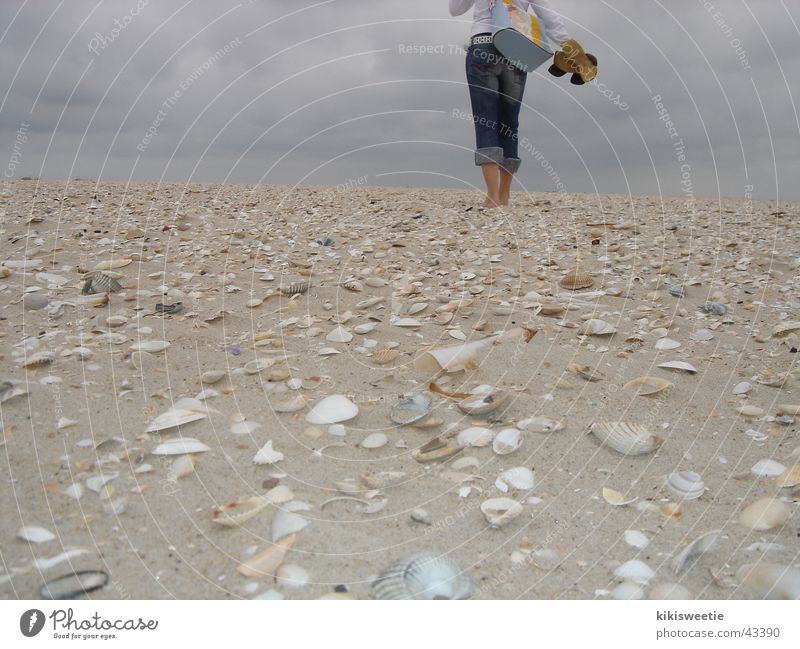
[1,0,798,200]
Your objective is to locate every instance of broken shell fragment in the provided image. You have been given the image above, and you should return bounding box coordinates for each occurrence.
[496,467,534,491]
[567,363,605,382]
[614,560,655,585]
[371,349,399,365]
[481,497,523,528]
[237,534,296,577]
[492,428,522,455]
[414,327,535,374]
[389,394,432,425]
[253,440,283,465]
[589,421,663,456]
[457,427,494,448]
[413,436,462,463]
[151,438,211,455]
[305,395,359,424]
[371,554,473,600]
[457,387,510,416]
[212,486,294,527]
[579,319,617,336]
[738,497,790,531]
[671,530,720,574]
[517,417,564,434]
[623,376,674,396]
[602,487,637,507]
[775,465,800,489]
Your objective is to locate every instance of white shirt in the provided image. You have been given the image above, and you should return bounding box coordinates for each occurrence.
[449,0,570,43]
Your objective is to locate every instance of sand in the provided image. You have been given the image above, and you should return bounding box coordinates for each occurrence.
[1,181,798,600]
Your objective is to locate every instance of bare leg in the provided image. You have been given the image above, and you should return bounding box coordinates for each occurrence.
[481,163,501,209]
[498,168,513,206]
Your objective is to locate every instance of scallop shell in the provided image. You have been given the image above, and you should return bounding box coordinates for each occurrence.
[623,376,674,396]
[480,497,523,528]
[666,471,705,500]
[305,395,359,424]
[738,497,790,530]
[371,554,473,600]
[492,428,522,455]
[559,268,593,290]
[457,388,510,415]
[657,361,698,374]
[589,421,663,456]
[280,282,310,296]
[389,394,432,425]
[567,363,605,382]
[20,351,55,368]
[151,437,211,455]
[371,349,399,365]
[671,530,720,574]
[81,272,122,295]
[736,563,800,599]
[579,319,616,336]
[212,486,293,527]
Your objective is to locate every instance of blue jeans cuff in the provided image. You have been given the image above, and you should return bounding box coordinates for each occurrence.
[475,146,504,166]
[502,157,521,174]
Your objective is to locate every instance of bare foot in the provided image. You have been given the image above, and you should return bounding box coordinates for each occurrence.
[499,193,510,206]
[482,195,501,209]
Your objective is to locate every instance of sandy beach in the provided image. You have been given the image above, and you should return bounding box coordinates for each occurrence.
[1,181,798,600]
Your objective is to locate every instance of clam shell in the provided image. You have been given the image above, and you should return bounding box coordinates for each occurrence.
[481,497,523,528]
[360,432,388,449]
[777,404,800,416]
[414,327,535,374]
[201,370,226,384]
[394,317,422,328]
[751,459,786,477]
[775,465,800,488]
[665,471,705,500]
[654,338,681,351]
[273,394,310,413]
[579,319,616,336]
[624,530,650,549]
[413,436,462,463]
[371,554,473,600]
[559,268,593,290]
[517,416,564,433]
[17,526,57,544]
[614,559,655,585]
[496,467,534,491]
[736,563,800,599]
[567,363,605,382]
[589,421,663,456]
[492,428,522,455]
[167,455,196,482]
[671,530,720,574]
[737,404,764,418]
[389,394,432,425]
[738,497,790,530]
[145,407,207,433]
[130,340,170,353]
[457,427,494,448]
[326,326,353,343]
[244,358,275,374]
[151,438,211,455]
[306,395,359,424]
[623,376,674,396]
[371,349,399,365]
[457,388,510,416]
[602,487,637,507]
[657,361,698,374]
[271,502,310,542]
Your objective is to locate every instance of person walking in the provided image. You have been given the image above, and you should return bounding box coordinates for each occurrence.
[449,0,571,208]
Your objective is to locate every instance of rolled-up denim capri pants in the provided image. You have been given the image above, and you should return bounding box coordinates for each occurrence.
[465,35,527,174]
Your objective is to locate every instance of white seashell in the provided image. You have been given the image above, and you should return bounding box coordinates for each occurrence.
[665,471,705,500]
[624,530,650,549]
[408,302,428,315]
[654,338,681,350]
[611,582,644,600]
[492,428,522,455]
[531,548,562,570]
[353,322,377,335]
[458,388,510,416]
[738,498,790,531]
[579,319,617,336]
[751,459,786,477]
[517,417,564,433]
[393,317,421,328]
[272,503,310,542]
[145,407,207,433]
[736,563,800,599]
[371,554,473,600]
[201,370,226,384]
[390,394,432,425]
[318,347,341,356]
[649,583,693,599]
[253,440,283,465]
[775,465,800,488]
[244,358,275,374]
[273,395,309,413]
[306,395,359,424]
[777,404,800,416]
[212,487,293,527]
[151,438,211,455]
[326,326,353,343]
[772,321,800,338]
[733,381,752,395]
[365,277,388,288]
[457,427,494,448]
[130,340,170,353]
[589,421,663,456]
[62,483,83,500]
[237,534,295,577]
[481,497,523,528]
[17,526,56,544]
[360,432,388,449]
[671,530,720,574]
[167,455,196,482]
[496,467,534,491]
[737,405,764,417]
[86,473,117,493]
[276,564,309,588]
[414,328,534,374]
[690,328,714,341]
[231,419,261,436]
[623,376,674,396]
[614,559,655,585]
[602,487,637,507]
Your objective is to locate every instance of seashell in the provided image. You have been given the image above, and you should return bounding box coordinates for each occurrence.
[372,349,399,365]
[81,272,122,295]
[738,497,790,530]
[602,487,637,507]
[353,322,377,334]
[671,530,720,574]
[517,416,564,433]
[655,338,681,351]
[393,317,421,328]
[272,503,310,542]
[20,351,55,368]
[17,526,56,544]
[702,302,727,316]
[151,438,211,455]
[280,282,310,296]
[559,268,593,290]
[624,530,650,549]
[666,471,705,500]
[434,312,454,325]
[253,440,283,465]
[167,455,196,482]
[276,564,309,588]
[306,395,359,424]
[658,361,697,374]
[457,388,510,416]
[530,548,562,571]
[414,327,536,374]
[360,432,388,449]
[777,404,800,416]
[318,347,341,356]
[237,534,295,577]
[614,560,655,585]
[273,395,309,413]
[623,376,674,396]
[212,487,293,527]
[775,465,800,488]
[408,302,428,315]
[246,298,263,308]
[457,427,494,448]
[611,582,645,600]
[481,497,523,528]
[326,326,353,343]
[342,280,363,292]
[244,358,275,374]
[413,436,462,463]
[145,406,207,433]
[371,554,473,600]
[567,363,605,382]
[737,405,764,418]
[492,428,522,455]
[201,370,226,384]
[130,340,170,353]
[751,459,786,477]
[364,277,387,288]
[389,394,432,425]
[736,563,800,599]
[772,321,800,338]
[649,583,692,599]
[589,421,663,456]
[93,258,132,270]
[496,467,534,491]
[40,570,109,600]
[690,328,714,342]
[579,319,616,336]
